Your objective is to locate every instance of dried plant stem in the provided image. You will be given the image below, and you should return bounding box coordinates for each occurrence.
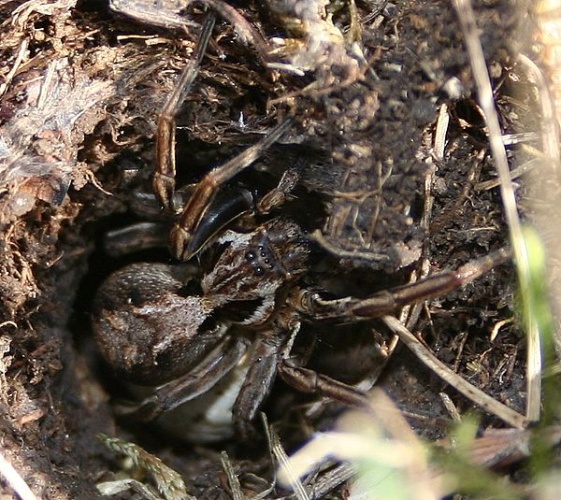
[517,54,561,165]
[0,38,28,98]
[0,451,37,500]
[382,316,528,429]
[451,0,540,423]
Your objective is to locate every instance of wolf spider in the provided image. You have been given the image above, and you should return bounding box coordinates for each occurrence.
[92,13,512,441]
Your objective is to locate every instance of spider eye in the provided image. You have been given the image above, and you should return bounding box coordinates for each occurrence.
[255,266,265,276]
[245,251,257,261]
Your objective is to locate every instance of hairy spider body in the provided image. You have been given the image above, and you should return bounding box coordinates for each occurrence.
[94,209,510,440]
[93,7,514,442]
[94,218,312,439]
[94,218,307,381]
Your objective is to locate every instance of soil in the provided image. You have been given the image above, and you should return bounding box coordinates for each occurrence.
[0,0,545,498]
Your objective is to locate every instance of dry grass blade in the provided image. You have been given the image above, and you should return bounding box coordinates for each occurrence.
[97,434,193,500]
[278,390,446,500]
[451,0,540,423]
[0,451,37,500]
[220,452,244,500]
[382,315,528,429]
[270,425,309,500]
[517,54,561,165]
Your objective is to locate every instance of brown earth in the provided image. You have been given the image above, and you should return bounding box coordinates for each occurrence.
[0,0,546,498]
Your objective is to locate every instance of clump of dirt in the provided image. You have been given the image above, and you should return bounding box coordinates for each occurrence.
[0,0,545,498]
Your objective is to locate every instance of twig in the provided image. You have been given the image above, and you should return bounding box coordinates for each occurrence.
[382,315,528,429]
[0,38,28,99]
[0,451,37,500]
[451,0,541,423]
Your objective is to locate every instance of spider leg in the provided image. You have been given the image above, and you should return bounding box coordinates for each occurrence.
[154,13,216,212]
[153,5,294,260]
[180,157,304,257]
[171,116,295,260]
[233,340,373,440]
[294,247,513,321]
[232,309,373,439]
[278,361,370,408]
[271,247,513,419]
[231,308,301,440]
[116,335,248,422]
[201,0,270,60]
[103,222,171,257]
[232,335,287,440]
[257,160,303,214]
